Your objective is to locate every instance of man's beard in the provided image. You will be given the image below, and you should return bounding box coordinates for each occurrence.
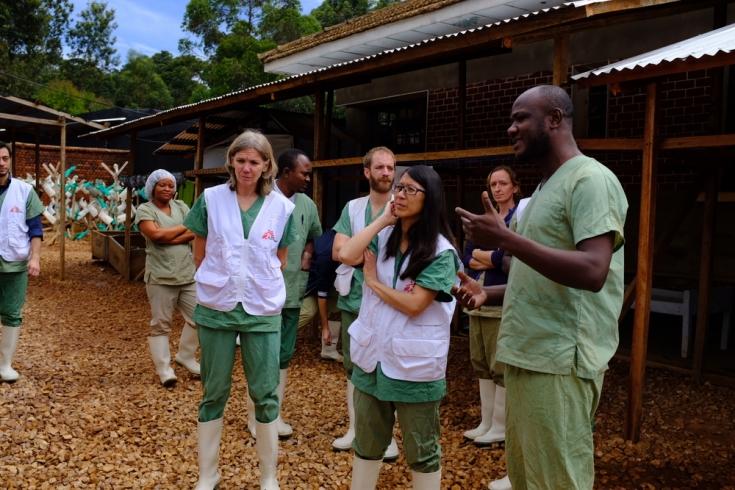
[369,175,392,193]
[514,126,551,164]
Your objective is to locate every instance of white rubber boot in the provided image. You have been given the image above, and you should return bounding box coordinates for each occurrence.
[383,436,399,461]
[321,320,343,362]
[412,468,441,489]
[275,369,293,438]
[174,324,200,375]
[148,336,177,387]
[463,379,495,440]
[489,475,512,490]
[195,418,223,490]
[475,385,506,445]
[247,395,257,438]
[0,325,21,382]
[350,456,381,490]
[255,420,280,490]
[333,380,355,451]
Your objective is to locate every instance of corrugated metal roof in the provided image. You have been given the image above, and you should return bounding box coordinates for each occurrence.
[87,1,611,138]
[573,22,735,82]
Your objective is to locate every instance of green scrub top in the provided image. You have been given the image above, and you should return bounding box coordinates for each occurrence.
[332,199,384,314]
[135,200,195,285]
[0,184,44,273]
[497,155,628,380]
[281,193,322,308]
[184,192,298,332]
[352,248,459,403]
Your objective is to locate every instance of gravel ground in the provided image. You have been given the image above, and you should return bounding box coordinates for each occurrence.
[1,240,733,489]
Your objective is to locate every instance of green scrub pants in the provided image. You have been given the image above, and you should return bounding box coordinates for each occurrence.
[353,387,442,473]
[0,271,28,326]
[279,307,300,369]
[468,306,505,385]
[197,325,280,423]
[340,310,357,377]
[505,365,604,490]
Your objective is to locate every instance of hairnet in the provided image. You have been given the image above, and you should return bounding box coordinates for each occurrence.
[145,169,176,200]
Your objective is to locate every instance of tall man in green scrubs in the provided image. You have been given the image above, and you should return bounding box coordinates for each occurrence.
[455,86,628,490]
[0,142,44,383]
[267,148,322,438]
[331,146,398,459]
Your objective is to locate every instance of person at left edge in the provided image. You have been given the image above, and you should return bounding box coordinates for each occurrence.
[184,130,297,490]
[258,148,322,439]
[0,141,43,383]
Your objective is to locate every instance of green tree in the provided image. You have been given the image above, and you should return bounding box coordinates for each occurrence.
[311,0,369,28]
[115,53,173,109]
[259,0,320,45]
[67,1,119,71]
[151,51,207,106]
[35,79,107,115]
[0,0,73,98]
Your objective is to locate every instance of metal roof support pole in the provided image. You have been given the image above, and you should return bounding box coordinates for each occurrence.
[59,119,66,281]
[625,82,658,442]
[195,116,206,198]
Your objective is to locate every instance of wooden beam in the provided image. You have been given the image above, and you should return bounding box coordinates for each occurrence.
[34,129,40,192]
[314,91,325,160]
[312,167,322,221]
[692,169,718,381]
[3,96,105,129]
[553,34,570,86]
[0,112,61,127]
[626,82,658,442]
[661,133,735,150]
[59,120,66,281]
[458,60,466,149]
[195,116,205,198]
[325,89,334,159]
[124,132,137,281]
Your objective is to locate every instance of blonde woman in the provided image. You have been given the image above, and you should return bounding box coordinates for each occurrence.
[185,130,296,490]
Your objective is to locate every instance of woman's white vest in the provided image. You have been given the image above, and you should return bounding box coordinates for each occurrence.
[348,227,457,382]
[0,179,33,262]
[333,196,369,295]
[194,184,295,315]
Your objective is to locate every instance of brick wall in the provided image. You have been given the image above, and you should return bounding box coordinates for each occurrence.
[426,68,715,195]
[12,143,130,184]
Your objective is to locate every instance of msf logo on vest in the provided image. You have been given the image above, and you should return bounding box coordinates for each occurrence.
[262,229,277,242]
[8,206,22,213]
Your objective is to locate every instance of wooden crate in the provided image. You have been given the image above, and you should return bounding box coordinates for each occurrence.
[91,230,123,261]
[107,233,146,280]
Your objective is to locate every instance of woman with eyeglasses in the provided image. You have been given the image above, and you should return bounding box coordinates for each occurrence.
[339,165,460,490]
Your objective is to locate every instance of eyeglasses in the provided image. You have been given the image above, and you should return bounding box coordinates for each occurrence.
[393,184,425,196]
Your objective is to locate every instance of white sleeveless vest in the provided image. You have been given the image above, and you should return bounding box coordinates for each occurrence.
[194,184,295,315]
[334,196,370,296]
[348,228,458,382]
[0,179,33,262]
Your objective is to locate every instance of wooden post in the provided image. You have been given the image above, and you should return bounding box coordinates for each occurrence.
[625,82,658,442]
[59,119,66,281]
[124,132,137,281]
[195,116,205,198]
[692,170,718,381]
[314,91,325,160]
[458,60,466,149]
[34,128,41,192]
[325,89,334,159]
[553,34,570,86]
[312,168,322,221]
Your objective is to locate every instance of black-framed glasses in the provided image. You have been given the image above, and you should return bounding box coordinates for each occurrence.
[394,184,425,196]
